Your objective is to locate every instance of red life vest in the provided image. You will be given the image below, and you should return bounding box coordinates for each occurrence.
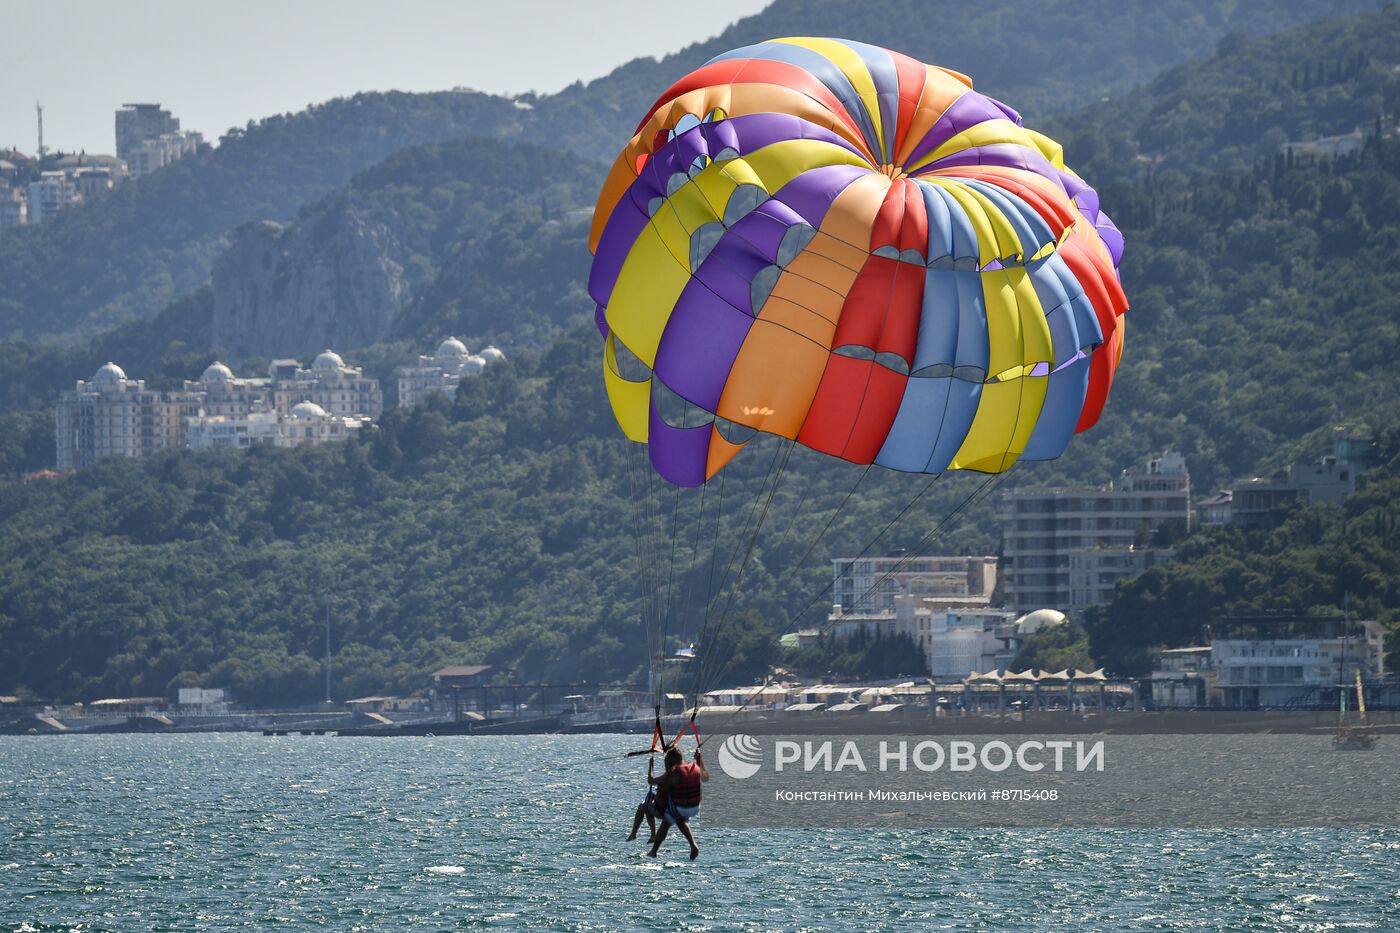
[670,761,703,807]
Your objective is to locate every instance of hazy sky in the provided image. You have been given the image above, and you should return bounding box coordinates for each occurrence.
[5,0,770,156]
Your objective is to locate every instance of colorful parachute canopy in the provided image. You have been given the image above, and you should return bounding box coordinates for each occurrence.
[589,37,1126,487]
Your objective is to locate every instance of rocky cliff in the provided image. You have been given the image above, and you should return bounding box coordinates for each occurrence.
[210,199,409,361]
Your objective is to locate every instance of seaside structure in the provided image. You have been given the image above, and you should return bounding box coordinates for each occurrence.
[1000,451,1190,613]
[831,553,997,614]
[1148,617,1387,708]
[395,337,499,409]
[826,597,1061,679]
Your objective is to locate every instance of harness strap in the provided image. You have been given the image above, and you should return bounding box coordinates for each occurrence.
[671,715,700,750]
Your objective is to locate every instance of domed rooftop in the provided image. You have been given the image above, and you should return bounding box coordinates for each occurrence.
[200,362,234,383]
[479,345,506,364]
[312,349,345,371]
[436,337,469,359]
[1015,608,1068,635]
[93,362,127,383]
[290,401,328,418]
[462,355,487,375]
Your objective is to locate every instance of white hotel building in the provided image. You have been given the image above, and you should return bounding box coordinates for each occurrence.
[396,338,504,408]
[56,354,376,469]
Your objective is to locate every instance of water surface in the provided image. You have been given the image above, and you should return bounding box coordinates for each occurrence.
[2,734,1397,930]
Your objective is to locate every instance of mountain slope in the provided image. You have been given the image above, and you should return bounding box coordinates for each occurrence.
[0,92,525,343]
[1051,6,1400,181]
[4,7,1400,700]
[0,0,1377,347]
[533,0,1384,161]
[209,138,602,360]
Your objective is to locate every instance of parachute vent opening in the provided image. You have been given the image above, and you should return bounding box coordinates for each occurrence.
[715,417,757,445]
[609,336,652,382]
[651,373,707,430]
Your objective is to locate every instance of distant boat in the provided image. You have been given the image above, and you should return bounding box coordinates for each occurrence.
[1334,668,1378,751]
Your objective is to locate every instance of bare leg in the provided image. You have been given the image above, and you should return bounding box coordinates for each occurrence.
[675,819,700,860]
[646,822,671,857]
[627,802,647,840]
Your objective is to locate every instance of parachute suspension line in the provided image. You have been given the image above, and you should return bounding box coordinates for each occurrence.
[701,468,727,635]
[693,437,797,707]
[620,438,657,686]
[827,469,1011,632]
[769,449,817,562]
[785,470,945,626]
[772,463,872,605]
[675,478,710,658]
[633,438,667,705]
[657,480,683,698]
[696,672,776,748]
[627,437,663,697]
[696,435,787,654]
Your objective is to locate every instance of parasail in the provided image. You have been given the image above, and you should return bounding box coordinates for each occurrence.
[589,37,1126,488]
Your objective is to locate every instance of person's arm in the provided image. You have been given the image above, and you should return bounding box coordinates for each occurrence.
[647,755,659,785]
[695,748,710,781]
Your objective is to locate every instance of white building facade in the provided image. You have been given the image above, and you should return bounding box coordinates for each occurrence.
[58,356,379,469]
[27,171,80,223]
[1149,621,1387,708]
[269,351,383,420]
[396,337,496,409]
[55,364,185,469]
[831,554,998,614]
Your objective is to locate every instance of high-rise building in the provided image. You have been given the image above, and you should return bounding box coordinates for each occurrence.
[55,364,184,469]
[125,131,202,179]
[115,104,179,160]
[182,362,272,416]
[1066,545,1175,612]
[1000,452,1191,613]
[830,554,998,614]
[1231,456,1357,528]
[269,350,383,420]
[396,337,498,408]
[0,185,26,231]
[27,172,80,223]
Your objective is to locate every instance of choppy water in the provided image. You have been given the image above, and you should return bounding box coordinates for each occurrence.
[2,734,1398,930]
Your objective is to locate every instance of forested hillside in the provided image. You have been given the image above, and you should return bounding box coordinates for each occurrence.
[1051,5,1400,180]
[0,93,525,343]
[1086,435,1400,674]
[3,5,1400,702]
[0,0,1374,346]
[538,0,1381,160]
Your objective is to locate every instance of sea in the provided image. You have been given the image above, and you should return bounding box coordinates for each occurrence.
[2,734,1397,931]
